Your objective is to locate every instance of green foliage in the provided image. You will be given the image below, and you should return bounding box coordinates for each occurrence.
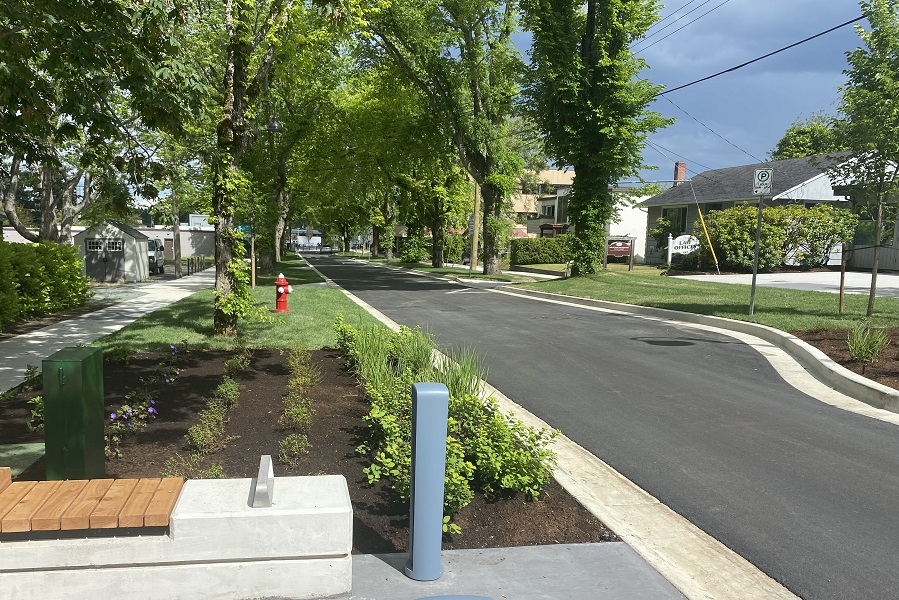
[444,233,466,264]
[286,345,320,390]
[510,235,574,265]
[780,205,858,268]
[699,204,788,272]
[26,396,44,432]
[649,217,679,253]
[692,204,858,273]
[185,399,229,455]
[223,352,252,377]
[162,453,226,479]
[278,433,311,467]
[336,318,558,528]
[769,113,846,160]
[399,231,431,263]
[22,364,41,391]
[0,241,90,329]
[522,0,673,274]
[280,392,313,431]
[830,0,899,316]
[847,321,890,372]
[214,377,240,406]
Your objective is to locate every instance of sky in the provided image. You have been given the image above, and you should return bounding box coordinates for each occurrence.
[630,0,864,184]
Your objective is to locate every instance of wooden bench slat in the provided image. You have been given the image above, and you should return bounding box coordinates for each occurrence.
[0,481,37,524]
[118,478,162,528]
[31,480,89,531]
[144,478,185,527]
[0,467,10,493]
[1,481,62,532]
[89,479,138,529]
[61,479,114,530]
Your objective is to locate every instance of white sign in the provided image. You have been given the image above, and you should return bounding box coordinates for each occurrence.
[753,169,772,195]
[671,235,700,255]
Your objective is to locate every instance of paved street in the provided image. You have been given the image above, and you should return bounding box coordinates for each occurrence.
[306,254,899,600]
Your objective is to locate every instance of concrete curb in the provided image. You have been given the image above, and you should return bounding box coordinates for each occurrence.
[497,286,899,415]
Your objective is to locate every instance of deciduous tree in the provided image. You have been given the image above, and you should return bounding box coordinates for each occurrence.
[522,0,672,274]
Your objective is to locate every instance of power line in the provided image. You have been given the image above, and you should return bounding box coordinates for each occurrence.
[635,0,733,54]
[657,15,864,96]
[661,96,764,164]
[633,0,721,52]
[642,0,702,36]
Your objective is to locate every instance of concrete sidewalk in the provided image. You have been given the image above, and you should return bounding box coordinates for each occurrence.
[0,270,216,394]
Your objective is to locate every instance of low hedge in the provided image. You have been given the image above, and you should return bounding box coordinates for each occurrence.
[510,234,573,265]
[0,240,90,329]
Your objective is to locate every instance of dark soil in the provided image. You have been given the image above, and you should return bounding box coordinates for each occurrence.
[3,348,617,554]
[789,327,899,391]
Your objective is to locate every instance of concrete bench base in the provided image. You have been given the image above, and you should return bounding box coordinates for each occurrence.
[0,475,353,600]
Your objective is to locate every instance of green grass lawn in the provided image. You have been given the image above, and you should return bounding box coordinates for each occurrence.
[92,254,380,355]
[511,269,899,332]
[93,253,899,357]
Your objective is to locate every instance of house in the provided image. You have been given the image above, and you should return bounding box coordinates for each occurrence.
[513,169,575,230]
[524,173,650,262]
[640,155,853,265]
[74,221,151,282]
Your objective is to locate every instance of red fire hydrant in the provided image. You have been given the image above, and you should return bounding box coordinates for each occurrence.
[274,273,292,313]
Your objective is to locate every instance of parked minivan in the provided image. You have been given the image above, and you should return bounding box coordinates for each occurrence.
[148,238,165,274]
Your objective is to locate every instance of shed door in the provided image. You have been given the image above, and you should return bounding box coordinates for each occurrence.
[84,238,125,282]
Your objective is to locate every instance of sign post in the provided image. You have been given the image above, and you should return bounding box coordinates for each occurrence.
[749,169,772,315]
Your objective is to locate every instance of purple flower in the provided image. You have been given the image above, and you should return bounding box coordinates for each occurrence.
[126,407,133,414]
[109,412,117,420]
[164,373,171,383]
[170,345,178,356]
[148,407,157,415]
[148,395,155,404]
[126,422,132,428]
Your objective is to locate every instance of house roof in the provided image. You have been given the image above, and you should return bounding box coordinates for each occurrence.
[641,153,850,207]
[74,220,149,240]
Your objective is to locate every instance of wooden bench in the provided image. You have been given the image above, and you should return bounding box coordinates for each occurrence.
[0,467,184,533]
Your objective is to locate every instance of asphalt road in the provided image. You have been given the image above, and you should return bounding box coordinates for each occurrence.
[306,254,899,600]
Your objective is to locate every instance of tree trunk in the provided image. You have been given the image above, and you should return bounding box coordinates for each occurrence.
[430,212,445,267]
[172,186,183,278]
[867,194,884,318]
[480,181,502,274]
[274,154,289,263]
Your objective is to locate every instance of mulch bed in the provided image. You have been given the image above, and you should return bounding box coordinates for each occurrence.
[789,327,899,391]
[3,348,616,554]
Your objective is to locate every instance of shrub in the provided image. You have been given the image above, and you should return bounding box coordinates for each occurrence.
[0,240,90,328]
[162,453,225,479]
[399,231,431,263]
[279,392,313,431]
[336,317,558,528]
[510,234,573,265]
[185,399,229,454]
[444,232,466,264]
[278,433,310,467]
[214,376,240,405]
[223,353,251,377]
[694,204,858,273]
[847,322,890,373]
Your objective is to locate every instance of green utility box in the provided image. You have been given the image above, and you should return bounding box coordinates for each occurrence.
[42,347,106,480]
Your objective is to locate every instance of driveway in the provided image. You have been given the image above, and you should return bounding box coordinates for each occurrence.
[306,254,899,600]
[673,270,899,297]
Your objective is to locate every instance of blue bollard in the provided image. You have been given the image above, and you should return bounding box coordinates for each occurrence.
[405,382,450,581]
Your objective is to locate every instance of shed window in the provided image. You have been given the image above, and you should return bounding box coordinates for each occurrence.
[87,240,103,252]
[107,240,123,251]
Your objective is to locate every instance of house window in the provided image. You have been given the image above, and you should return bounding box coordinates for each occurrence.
[542,205,555,219]
[87,240,103,252]
[662,207,688,234]
[107,240,123,251]
[706,203,723,213]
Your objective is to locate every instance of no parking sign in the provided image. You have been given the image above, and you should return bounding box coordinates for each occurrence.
[753,169,772,195]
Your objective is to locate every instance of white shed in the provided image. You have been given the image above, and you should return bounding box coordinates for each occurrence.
[74,221,150,282]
